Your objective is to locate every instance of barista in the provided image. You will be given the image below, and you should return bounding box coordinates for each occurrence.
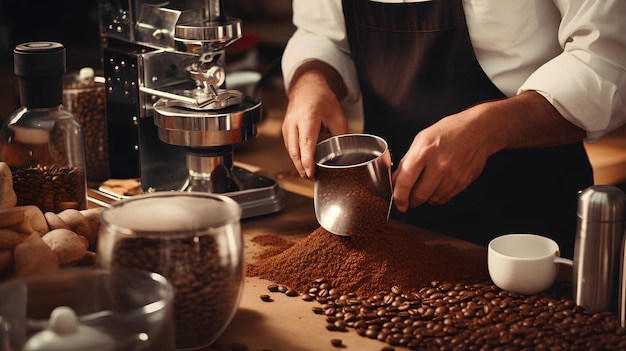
[280,0,626,258]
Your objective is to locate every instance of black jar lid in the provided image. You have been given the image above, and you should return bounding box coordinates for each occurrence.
[14,41,66,77]
[14,42,66,108]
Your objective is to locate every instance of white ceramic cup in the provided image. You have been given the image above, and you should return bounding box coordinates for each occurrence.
[487,233,573,295]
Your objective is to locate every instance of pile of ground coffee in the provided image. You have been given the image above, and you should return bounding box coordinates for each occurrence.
[249,234,295,261]
[246,224,487,298]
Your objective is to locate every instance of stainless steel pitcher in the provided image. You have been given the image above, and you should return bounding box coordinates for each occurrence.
[313,134,393,236]
[573,185,626,313]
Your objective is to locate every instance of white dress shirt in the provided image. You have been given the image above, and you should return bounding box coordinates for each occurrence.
[281,0,626,142]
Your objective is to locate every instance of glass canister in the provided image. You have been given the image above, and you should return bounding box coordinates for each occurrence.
[63,67,109,184]
[0,42,87,213]
[96,192,244,350]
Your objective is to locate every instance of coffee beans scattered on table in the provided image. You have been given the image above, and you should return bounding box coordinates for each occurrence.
[13,165,86,212]
[267,279,626,350]
[110,234,243,349]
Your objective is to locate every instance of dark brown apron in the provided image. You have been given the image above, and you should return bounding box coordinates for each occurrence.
[342,0,593,257]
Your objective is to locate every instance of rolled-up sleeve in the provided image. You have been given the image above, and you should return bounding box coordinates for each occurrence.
[281,0,361,106]
[518,0,626,142]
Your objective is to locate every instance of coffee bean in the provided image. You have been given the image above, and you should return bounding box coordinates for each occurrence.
[330,338,343,347]
[285,289,299,297]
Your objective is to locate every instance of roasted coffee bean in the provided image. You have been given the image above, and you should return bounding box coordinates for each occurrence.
[260,295,273,302]
[285,289,299,297]
[330,338,343,347]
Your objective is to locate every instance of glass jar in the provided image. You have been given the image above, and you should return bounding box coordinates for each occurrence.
[0,42,87,213]
[63,67,109,184]
[97,192,244,350]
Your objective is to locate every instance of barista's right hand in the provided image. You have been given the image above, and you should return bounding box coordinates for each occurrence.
[282,61,349,179]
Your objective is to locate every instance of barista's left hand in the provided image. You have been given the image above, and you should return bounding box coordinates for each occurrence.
[391,91,586,212]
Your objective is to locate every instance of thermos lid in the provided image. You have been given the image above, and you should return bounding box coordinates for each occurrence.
[14,41,66,77]
[577,185,626,222]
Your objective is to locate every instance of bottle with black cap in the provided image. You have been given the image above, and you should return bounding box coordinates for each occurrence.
[0,42,87,212]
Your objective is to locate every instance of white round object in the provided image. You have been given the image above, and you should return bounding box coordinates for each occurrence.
[49,306,78,334]
[22,306,115,351]
[78,67,95,81]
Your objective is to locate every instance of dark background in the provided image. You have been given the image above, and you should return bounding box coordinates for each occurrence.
[0,0,294,122]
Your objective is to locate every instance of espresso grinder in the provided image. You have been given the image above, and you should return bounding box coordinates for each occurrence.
[98,0,284,217]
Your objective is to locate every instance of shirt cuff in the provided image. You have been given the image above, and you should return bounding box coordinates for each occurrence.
[281,29,362,106]
[518,52,624,143]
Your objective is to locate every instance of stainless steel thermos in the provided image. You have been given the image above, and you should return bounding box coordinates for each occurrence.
[573,185,625,314]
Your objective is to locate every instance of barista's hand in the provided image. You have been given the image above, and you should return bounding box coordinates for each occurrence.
[391,91,586,212]
[282,61,349,179]
[392,106,496,211]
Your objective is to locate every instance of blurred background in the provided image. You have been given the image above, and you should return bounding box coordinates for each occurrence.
[0,0,295,123]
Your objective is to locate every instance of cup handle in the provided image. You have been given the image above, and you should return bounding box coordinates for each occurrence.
[555,257,573,266]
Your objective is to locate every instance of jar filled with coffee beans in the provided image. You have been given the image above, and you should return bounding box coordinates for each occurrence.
[97,192,244,350]
[63,67,109,183]
[0,42,87,213]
